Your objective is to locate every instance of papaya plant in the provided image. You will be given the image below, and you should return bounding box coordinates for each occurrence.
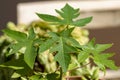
[0,4,118,80]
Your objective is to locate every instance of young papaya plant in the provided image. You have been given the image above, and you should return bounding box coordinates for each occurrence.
[0,4,118,80]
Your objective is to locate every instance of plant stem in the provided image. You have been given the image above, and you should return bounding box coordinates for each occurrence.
[68,62,90,72]
[59,67,63,80]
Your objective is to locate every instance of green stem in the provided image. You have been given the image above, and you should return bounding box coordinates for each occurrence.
[68,62,90,72]
[59,67,63,80]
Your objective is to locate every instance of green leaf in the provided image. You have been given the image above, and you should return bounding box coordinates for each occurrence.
[55,52,70,73]
[59,27,74,37]
[36,4,92,27]
[50,38,77,54]
[9,56,32,78]
[94,61,106,71]
[3,28,39,69]
[11,64,31,78]
[63,43,77,53]
[24,41,37,69]
[2,29,27,42]
[72,17,92,27]
[53,37,71,72]
[7,43,24,56]
[65,37,81,48]
[29,75,44,80]
[78,51,90,63]
[33,38,44,45]
[95,44,113,53]
[50,37,73,72]
[22,28,37,69]
[29,75,40,80]
[0,59,24,70]
[87,38,96,47]
[47,31,79,72]
[36,13,61,23]
[48,32,59,38]
[0,55,32,78]
[11,72,21,78]
[91,68,99,80]
[94,53,118,71]
[78,38,118,72]
[28,28,36,40]
[39,37,58,53]
[55,4,80,25]
[46,73,59,80]
[104,60,118,70]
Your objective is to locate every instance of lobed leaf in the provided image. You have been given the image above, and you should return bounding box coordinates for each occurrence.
[55,4,80,25]
[52,37,71,72]
[36,4,92,27]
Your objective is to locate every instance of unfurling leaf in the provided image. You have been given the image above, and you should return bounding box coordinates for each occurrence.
[52,37,71,72]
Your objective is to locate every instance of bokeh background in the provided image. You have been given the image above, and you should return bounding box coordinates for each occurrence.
[0,0,120,79]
